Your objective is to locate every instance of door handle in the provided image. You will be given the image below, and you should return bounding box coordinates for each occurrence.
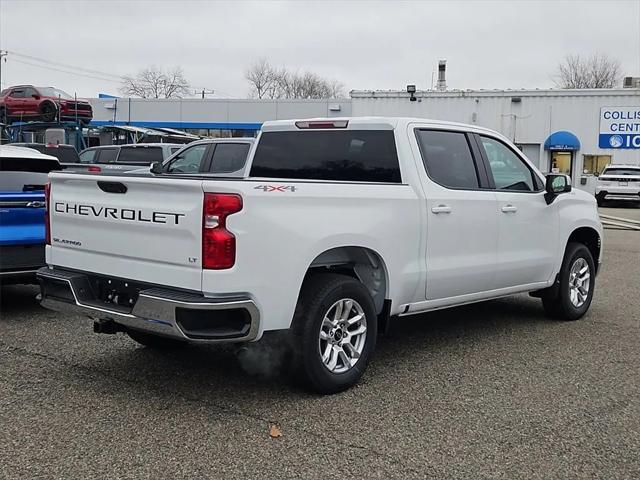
[501,204,518,213]
[431,204,452,214]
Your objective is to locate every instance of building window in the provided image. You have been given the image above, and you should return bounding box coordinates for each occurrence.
[583,155,611,175]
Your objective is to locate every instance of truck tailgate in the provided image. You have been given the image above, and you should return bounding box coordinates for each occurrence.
[48,173,204,291]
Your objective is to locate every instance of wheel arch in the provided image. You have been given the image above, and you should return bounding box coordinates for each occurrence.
[39,99,58,112]
[303,245,390,316]
[567,226,601,274]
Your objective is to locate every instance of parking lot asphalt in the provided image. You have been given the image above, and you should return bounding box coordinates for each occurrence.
[1,214,639,479]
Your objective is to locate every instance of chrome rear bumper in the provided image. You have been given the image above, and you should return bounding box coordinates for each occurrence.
[37,267,260,343]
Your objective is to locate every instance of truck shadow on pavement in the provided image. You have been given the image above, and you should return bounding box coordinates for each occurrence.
[54,293,564,404]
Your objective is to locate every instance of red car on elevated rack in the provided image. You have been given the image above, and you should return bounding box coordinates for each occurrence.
[0,85,93,125]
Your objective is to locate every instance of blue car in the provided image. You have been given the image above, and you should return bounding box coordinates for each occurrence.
[0,145,61,283]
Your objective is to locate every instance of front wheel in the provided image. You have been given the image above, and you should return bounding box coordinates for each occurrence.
[542,242,595,320]
[291,273,377,394]
[40,102,58,122]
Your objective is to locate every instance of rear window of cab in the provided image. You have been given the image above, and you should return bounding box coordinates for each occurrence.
[117,147,164,164]
[250,131,401,183]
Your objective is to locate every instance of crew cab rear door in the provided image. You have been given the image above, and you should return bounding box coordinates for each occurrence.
[412,126,499,300]
[48,173,204,291]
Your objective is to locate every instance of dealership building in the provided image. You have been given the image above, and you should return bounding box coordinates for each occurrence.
[89,87,640,188]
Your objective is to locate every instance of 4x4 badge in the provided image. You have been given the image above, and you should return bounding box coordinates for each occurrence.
[254,185,296,192]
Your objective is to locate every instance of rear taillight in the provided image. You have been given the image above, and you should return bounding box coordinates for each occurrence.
[44,182,51,245]
[87,166,101,173]
[202,193,243,269]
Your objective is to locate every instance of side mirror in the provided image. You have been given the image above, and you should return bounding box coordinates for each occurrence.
[32,94,40,99]
[544,174,571,205]
[150,161,163,174]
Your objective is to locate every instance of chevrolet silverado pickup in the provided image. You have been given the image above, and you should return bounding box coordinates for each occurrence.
[37,117,603,394]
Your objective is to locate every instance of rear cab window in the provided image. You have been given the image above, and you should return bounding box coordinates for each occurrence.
[96,149,118,164]
[117,147,164,165]
[210,143,251,174]
[250,131,401,182]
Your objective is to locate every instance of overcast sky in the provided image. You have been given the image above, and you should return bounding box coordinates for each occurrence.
[1,0,639,98]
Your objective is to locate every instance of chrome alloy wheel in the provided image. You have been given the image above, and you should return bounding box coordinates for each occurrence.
[318,298,368,374]
[569,257,591,308]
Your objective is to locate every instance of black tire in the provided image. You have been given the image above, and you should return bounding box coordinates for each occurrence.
[596,195,605,207]
[290,273,377,394]
[127,329,188,350]
[542,242,596,320]
[0,107,6,124]
[40,102,58,122]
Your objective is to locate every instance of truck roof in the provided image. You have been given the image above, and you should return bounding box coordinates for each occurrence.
[260,117,499,136]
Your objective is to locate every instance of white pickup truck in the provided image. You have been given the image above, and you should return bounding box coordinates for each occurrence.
[38,117,603,393]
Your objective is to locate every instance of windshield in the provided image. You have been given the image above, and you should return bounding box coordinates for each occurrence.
[37,87,73,99]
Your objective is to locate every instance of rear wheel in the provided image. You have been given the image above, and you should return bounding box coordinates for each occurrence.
[291,273,377,394]
[596,193,606,207]
[127,330,188,350]
[542,242,595,320]
[40,102,58,122]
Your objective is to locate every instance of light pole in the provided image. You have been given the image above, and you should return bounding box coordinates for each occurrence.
[0,50,7,89]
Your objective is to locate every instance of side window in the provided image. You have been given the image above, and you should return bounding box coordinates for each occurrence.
[415,130,479,189]
[10,89,25,98]
[78,150,97,164]
[165,144,208,173]
[170,147,181,155]
[210,143,251,173]
[480,136,537,192]
[96,149,118,164]
[23,87,37,98]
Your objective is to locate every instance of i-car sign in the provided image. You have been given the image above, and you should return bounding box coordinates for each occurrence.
[599,107,640,149]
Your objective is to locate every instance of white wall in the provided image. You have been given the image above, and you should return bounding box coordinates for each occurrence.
[88,98,352,128]
[351,89,640,172]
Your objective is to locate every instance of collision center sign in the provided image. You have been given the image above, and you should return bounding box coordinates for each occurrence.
[599,106,640,149]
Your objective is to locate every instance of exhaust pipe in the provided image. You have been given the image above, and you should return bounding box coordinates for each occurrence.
[93,319,126,334]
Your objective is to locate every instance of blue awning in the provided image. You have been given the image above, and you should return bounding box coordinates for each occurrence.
[544,131,581,151]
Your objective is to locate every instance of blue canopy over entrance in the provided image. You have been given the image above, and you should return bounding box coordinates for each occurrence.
[544,131,581,151]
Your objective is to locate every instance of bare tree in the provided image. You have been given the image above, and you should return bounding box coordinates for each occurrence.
[555,53,621,89]
[245,58,277,99]
[120,66,190,98]
[245,59,345,99]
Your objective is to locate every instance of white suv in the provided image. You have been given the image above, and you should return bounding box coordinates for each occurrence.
[596,165,640,206]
